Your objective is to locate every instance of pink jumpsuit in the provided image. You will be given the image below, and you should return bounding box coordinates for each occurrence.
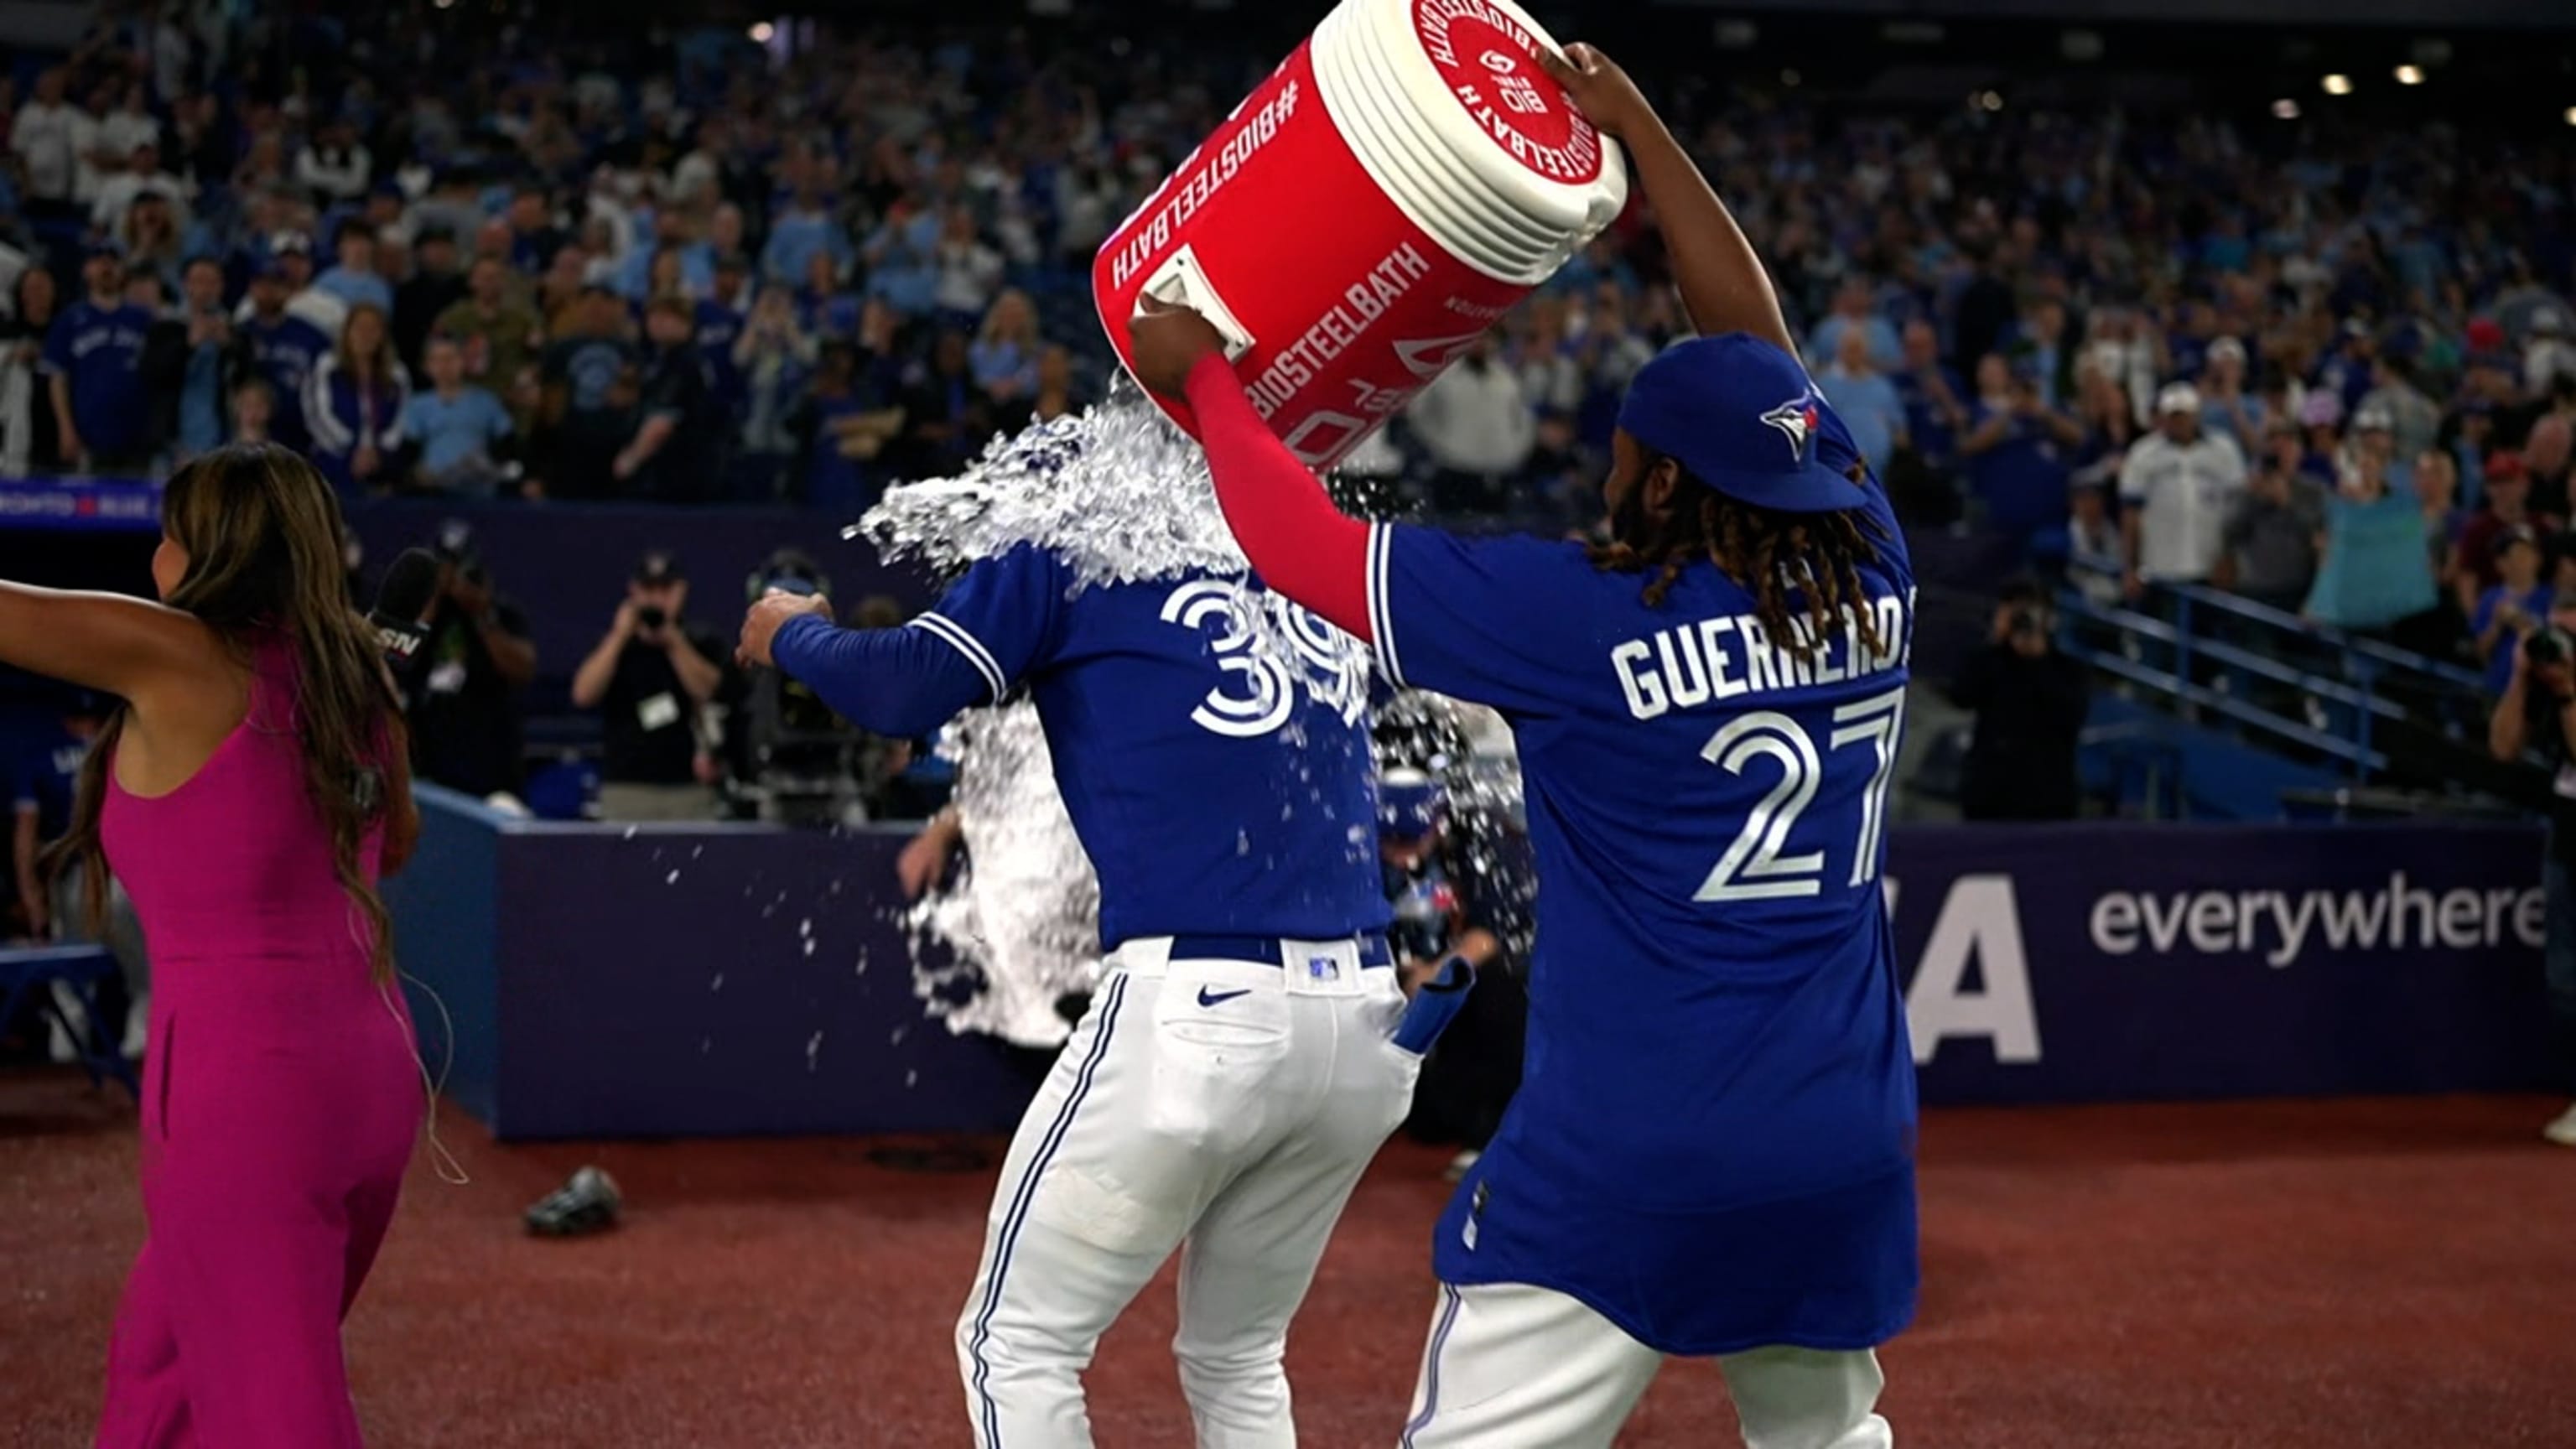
[94,636,423,1447]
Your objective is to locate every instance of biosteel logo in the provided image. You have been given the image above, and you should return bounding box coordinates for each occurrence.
[1412,0,1601,184]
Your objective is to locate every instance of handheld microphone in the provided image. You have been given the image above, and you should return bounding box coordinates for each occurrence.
[369,548,443,661]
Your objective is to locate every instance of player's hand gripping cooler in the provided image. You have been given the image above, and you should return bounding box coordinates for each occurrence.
[1093,0,1630,469]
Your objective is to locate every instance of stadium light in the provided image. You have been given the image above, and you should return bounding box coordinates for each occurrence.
[2272,99,2301,120]
[433,0,454,8]
[2565,106,2576,127]
[2394,65,2423,86]
[749,21,776,43]
[2321,74,2354,96]
[1977,91,2005,113]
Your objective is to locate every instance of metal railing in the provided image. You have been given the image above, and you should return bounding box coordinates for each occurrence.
[2054,565,2488,787]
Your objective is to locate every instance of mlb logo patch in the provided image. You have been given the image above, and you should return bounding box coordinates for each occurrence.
[1307,956,1340,981]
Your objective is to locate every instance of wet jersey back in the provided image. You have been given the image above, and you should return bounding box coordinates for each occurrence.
[916,546,1388,948]
[1363,419,1919,1352]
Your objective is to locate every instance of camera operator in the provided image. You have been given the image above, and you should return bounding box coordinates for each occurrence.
[1379,768,1528,1181]
[573,549,731,822]
[1953,580,2091,822]
[2488,605,2576,1146]
[402,522,538,801]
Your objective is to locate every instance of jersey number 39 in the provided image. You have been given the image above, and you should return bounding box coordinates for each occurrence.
[1696,685,1903,901]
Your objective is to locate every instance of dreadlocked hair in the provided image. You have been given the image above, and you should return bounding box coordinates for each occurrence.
[1588,454,1891,668]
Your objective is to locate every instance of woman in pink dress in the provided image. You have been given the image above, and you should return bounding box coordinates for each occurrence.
[0,442,424,1446]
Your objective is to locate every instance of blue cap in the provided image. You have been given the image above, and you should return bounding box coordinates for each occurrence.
[1378,769,1444,839]
[1618,335,1869,514]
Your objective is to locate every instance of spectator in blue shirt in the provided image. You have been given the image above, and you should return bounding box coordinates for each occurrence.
[1805,275,1901,373]
[695,254,752,413]
[41,247,157,472]
[233,257,334,450]
[314,222,396,316]
[402,335,515,496]
[761,177,851,288]
[970,289,1042,408]
[1961,354,2086,556]
[2307,449,2438,635]
[617,210,715,300]
[789,340,901,514]
[1812,328,1907,476]
[799,250,861,340]
[1890,319,1969,475]
[860,195,940,317]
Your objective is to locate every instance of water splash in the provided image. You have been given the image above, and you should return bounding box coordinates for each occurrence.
[854,380,1243,591]
[903,704,1103,1050]
[851,383,1530,1045]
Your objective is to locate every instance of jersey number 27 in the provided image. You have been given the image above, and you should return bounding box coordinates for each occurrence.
[1696,685,1903,901]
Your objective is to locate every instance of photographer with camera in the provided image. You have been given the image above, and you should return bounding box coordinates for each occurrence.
[571,550,730,822]
[1953,579,2091,822]
[2489,603,2576,1146]
[402,522,538,801]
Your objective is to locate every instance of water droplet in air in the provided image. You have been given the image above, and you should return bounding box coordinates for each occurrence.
[665,870,680,885]
[622,826,639,841]
[806,1031,823,1070]
[709,974,725,992]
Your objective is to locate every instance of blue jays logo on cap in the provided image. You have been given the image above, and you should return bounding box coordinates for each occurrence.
[1759,393,1820,462]
[1617,334,1870,514]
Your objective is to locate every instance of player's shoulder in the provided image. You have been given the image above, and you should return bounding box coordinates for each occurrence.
[1382,520,1594,579]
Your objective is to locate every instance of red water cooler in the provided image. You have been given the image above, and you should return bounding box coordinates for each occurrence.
[1093,0,1630,470]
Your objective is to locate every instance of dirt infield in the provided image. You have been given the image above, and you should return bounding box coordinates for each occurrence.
[6,1070,2573,1447]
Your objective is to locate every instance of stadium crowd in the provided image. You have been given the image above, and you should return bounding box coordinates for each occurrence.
[1,2,2573,673]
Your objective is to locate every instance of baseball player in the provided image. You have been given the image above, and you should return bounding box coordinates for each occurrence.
[1126,40,1917,1449]
[739,540,1417,1449]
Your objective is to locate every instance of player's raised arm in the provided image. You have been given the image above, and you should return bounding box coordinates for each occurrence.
[1540,44,1795,361]
[1129,299,1376,644]
[740,545,1069,736]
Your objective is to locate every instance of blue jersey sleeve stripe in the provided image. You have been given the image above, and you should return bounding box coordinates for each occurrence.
[1368,522,1406,688]
[907,612,1007,701]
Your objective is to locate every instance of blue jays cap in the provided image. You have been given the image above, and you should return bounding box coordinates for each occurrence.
[1378,768,1445,839]
[1618,335,1869,515]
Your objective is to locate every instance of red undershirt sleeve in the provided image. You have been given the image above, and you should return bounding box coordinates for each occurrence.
[1182,353,1374,642]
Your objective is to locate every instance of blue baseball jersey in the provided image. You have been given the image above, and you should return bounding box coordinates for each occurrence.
[1370,406,1919,1355]
[242,312,331,446]
[806,546,1389,948]
[40,301,154,460]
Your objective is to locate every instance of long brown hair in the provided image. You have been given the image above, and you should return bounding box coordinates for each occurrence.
[1589,452,1891,668]
[44,444,419,978]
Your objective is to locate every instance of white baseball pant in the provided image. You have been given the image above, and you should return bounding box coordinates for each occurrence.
[1400,1281,1893,1449]
[956,933,1420,1449]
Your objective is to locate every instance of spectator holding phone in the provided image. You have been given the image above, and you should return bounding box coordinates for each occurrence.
[2475,527,2553,695]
